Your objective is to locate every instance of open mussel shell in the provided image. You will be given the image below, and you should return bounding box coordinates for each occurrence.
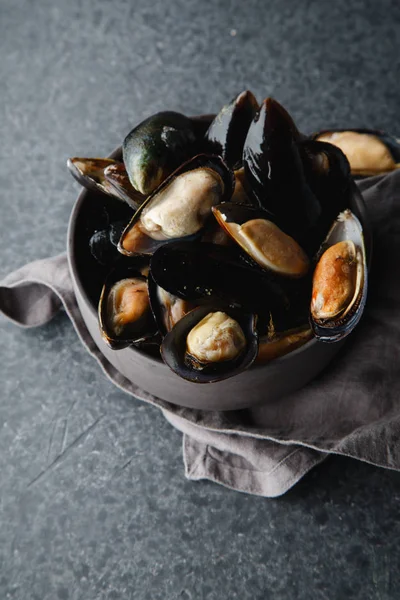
[212,203,310,277]
[103,163,146,210]
[118,154,235,256]
[310,209,368,342]
[242,98,321,238]
[98,266,157,350]
[67,157,144,210]
[312,129,400,176]
[150,240,289,320]
[204,90,259,169]
[147,273,196,337]
[68,157,119,195]
[123,111,198,195]
[161,305,258,383]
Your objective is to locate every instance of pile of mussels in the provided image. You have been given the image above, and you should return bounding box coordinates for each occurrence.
[68,92,400,383]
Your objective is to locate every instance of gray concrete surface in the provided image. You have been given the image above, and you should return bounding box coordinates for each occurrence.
[1,0,400,598]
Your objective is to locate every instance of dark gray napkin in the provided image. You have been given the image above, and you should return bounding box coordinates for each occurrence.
[1,171,399,497]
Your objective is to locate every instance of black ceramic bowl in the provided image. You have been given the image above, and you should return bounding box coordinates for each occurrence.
[67,136,370,411]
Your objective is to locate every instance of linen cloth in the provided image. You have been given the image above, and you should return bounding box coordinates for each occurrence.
[1,172,399,497]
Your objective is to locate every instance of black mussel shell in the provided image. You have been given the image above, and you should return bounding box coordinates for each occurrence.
[109,220,128,247]
[150,240,289,318]
[118,154,235,256]
[212,202,310,277]
[311,128,400,175]
[123,111,199,195]
[190,114,214,138]
[98,265,157,349]
[89,220,133,267]
[103,163,147,210]
[301,141,372,262]
[200,215,234,247]
[68,157,146,209]
[309,210,368,343]
[90,228,120,267]
[298,140,353,255]
[148,272,196,337]
[67,157,121,197]
[204,90,259,169]
[243,98,321,238]
[161,304,258,383]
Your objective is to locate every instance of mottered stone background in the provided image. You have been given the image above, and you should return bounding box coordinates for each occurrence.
[1,0,400,598]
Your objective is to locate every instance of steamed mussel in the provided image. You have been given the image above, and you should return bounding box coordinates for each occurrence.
[123,111,199,195]
[118,154,234,256]
[67,158,145,210]
[98,266,157,349]
[312,129,400,177]
[242,97,321,242]
[310,210,367,342]
[161,305,258,383]
[147,273,196,336]
[212,203,310,277]
[204,90,259,169]
[70,91,372,384]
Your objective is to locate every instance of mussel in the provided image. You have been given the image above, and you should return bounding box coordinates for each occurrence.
[147,273,195,336]
[204,90,259,169]
[231,167,256,205]
[212,203,309,277]
[312,129,400,176]
[150,241,290,325]
[161,305,258,383]
[89,223,123,267]
[68,157,118,194]
[298,140,352,254]
[118,154,235,256]
[67,158,143,209]
[200,217,233,247]
[242,98,321,239]
[98,266,157,349]
[123,111,198,195]
[256,326,313,364]
[103,163,146,210]
[310,210,367,342]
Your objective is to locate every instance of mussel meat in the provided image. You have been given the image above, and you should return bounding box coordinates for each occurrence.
[231,167,255,205]
[118,154,234,256]
[123,111,198,195]
[312,129,400,176]
[212,203,309,277]
[310,209,367,342]
[204,90,259,169]
[161,305,258,383]
[256,326,313,364]
[98,268,157,349]
[148,273,195,336]
[242,98,321,238]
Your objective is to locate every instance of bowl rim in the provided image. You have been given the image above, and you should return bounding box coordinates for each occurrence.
[67,134,369,369]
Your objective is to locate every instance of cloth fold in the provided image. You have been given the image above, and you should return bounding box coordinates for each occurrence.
[1,171,400,497]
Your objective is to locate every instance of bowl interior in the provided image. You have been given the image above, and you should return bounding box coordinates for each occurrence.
[68,144,371,370]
